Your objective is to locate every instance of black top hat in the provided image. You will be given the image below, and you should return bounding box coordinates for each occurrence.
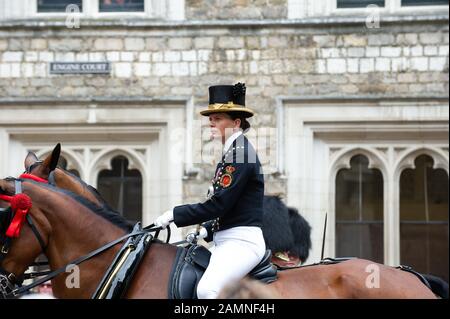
[200,82,254,118]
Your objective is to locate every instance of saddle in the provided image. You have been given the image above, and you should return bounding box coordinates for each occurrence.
[168,245,278,299]
[91,223,153,299]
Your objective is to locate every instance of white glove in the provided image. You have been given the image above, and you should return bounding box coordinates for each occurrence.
[155,210,173,229]
[198,226,208,239]
[186,226,208,243]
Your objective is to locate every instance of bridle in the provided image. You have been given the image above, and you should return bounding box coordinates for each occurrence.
[0,176,169,299]
[0,178,47,298]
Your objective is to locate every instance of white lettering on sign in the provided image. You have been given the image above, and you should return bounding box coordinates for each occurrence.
[50,62,111,74]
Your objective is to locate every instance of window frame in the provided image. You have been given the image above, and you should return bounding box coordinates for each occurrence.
[331,0,448,16]
[288,0,449,19]
[33,0,160,19]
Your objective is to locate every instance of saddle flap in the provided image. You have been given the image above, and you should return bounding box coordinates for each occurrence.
[91,222,152,299]
[189,245,211,270]
[248,250,278,284]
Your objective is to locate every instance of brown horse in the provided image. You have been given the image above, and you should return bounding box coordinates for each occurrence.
[0,178,439,298]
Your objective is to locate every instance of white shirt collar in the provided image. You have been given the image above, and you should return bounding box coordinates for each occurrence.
[223,130,243,154]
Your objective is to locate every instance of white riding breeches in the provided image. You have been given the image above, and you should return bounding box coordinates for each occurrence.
[196,226,266,299]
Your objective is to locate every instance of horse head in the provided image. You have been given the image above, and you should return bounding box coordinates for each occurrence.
[0,178,51,298]
[0,177,131,298]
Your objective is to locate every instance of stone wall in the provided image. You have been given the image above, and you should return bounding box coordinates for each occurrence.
[0,19,448,203]
[185,0,288,20]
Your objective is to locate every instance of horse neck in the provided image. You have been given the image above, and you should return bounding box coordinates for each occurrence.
[24,182,126,298]
[53,169,103,207]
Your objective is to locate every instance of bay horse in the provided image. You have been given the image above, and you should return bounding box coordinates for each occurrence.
[0,161,440,298]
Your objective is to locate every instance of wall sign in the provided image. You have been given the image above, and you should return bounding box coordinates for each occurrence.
[50,62,111,74]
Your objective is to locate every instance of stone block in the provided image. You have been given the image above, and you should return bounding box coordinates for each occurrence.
[172,62,190,76]
[0,64,11,78]
[2,52,23,62]
[347,47,365,57]
[347,58,359,73]
[134,63,151,77]
[217,37,244,49]
[368,34,395,46]
[366,47,380,57]
[327,58,346,74]
[114,63,132,78]
[30,39,47,50]
[342,35,367,47]
[39,51,54,62]
[168,38,192,50]
[360,58,374,73]
[194,37,214,49]
[439,45,449,56]
[164,51,181,62]
[153,63,171,76]
[0,40,8,51]
[411,46,423,57]
[125,38,145,51]
[182,50,197,61]
[48,39,83,51]
[419,33,441,45]
[25,52,39,62]
[424,46,438,56]
[410,57,429,71]
[146,38,166,51]
[429,57,448,71]
[375,58,391,72]
[118,52,133,62]
[381,47,401,57]
[94,38,123,51]
[106,52,120,62]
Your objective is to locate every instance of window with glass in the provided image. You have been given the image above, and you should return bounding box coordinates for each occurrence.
[335,155,384,263]
[97,156,142,223]
[337,0,385,8]
[37,0,82,13]
[99,0,145,12]
[400,155,449,282]
[401,0,449,6]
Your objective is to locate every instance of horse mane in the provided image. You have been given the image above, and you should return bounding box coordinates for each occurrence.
[25,179,133,232]
[55,169,131,227]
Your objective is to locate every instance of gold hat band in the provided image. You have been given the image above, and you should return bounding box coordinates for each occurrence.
[200,102,255,117]
[208,102,245,111]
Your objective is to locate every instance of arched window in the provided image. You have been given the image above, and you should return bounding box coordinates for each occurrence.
[335,155,384,263]
[400,155,449,282]
[57,156,80,177]
[97,156,142,223]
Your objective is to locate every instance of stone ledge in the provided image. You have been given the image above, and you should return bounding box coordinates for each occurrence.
[0,96,190,105]
[0,14,448,29]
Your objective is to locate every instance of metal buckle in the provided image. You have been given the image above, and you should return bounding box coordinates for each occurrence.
[1,245,8,255]
[0,276,9,289]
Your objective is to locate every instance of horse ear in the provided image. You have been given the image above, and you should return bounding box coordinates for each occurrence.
[24,151,39,170]
[43,143,61,173]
